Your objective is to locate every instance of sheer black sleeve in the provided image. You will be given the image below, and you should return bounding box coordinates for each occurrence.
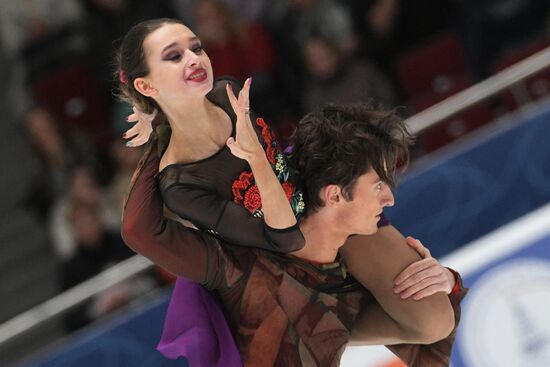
[161,183,304,252]
[120,139,212,283]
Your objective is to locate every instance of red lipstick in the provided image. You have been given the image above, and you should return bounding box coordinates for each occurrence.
[187,68,207,82]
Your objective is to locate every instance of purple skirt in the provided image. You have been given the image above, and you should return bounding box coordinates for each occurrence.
[157,277,242,367]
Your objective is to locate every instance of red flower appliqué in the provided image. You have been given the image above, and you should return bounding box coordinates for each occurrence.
[233,171,262,213]
[281,181,294,200]
[256,117,281,164]
[232,171,254,204]
[232,172,295,214]
[231,118,295,214]
[243,185,262,212]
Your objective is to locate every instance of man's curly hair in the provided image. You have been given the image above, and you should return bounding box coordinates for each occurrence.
[289,103,413,216]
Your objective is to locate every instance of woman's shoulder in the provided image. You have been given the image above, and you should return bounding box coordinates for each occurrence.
[157,163,205,192]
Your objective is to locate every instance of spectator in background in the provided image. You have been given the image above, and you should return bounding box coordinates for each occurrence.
[172,0,269,26]
[59,200,138,331]
[192,0,281,120]
[50,165,118,260]
[302,33,397,113]
[457,0,550,78]
[24,107,93,218]
[0,0,83,57]
[267,0,358,114]
[0,29,30,121]
[345,0,456,89]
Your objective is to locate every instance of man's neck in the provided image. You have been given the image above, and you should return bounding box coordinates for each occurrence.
[291,212,349,264]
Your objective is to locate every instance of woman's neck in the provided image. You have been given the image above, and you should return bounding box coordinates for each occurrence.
[162,95,218,140]
[158,94,231,164]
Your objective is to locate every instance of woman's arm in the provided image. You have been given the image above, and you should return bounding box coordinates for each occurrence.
[225,78,299,231]
[162,182,304,252]
[121,140,210,283]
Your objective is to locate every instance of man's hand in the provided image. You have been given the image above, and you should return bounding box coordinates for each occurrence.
[393,236,456,300]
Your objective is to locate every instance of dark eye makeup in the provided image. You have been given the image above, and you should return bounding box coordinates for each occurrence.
[164,52,182,61]
[162,43,202,62]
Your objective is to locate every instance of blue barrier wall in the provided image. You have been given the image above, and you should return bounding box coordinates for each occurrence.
[387,103,550,257]
[450,205,550,367]
[20,294,183,367]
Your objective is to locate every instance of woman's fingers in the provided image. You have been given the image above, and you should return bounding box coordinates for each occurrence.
[123,123,141,139]
[226,83,239,113]
[228,78,254,136]
[123,106,155,147]
[226,78,251,113]
[236,78,251,129]
[225,77,263,162]
[239,77,251,108]
[128,106,157,125]
[127,112,139,123]
[126,136,148,147]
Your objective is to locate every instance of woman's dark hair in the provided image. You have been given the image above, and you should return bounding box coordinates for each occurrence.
[114,18,186,114]
[289,103,413,215]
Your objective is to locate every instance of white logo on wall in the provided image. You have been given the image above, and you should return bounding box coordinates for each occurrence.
[460,259,550,367]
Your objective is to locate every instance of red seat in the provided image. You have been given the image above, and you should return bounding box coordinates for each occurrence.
[31,60,112,147]
[492,38,550,111]
[410,82,494,152]
[396,32,471,99]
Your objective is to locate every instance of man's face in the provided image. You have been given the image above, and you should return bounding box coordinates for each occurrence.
[337,168,395,235]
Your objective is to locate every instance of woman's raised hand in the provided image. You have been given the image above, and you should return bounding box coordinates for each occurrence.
[225,78,264,162]
[123,107,156,147]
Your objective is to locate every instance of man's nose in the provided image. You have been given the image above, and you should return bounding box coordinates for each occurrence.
[382,186,395,207]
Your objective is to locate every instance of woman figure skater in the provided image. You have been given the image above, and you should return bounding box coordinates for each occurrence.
[118,18,465,366]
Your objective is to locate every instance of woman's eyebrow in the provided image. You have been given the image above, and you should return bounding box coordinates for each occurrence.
[161,42,178,53]
[161,37,200,53]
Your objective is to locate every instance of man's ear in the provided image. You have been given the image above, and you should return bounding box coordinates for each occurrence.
[320,184,342,207]
[134,77,157,97]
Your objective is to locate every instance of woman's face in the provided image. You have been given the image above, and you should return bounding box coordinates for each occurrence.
[139,23,214,104]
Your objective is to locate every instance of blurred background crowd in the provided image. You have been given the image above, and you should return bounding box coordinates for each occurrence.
[0,0,549,343]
